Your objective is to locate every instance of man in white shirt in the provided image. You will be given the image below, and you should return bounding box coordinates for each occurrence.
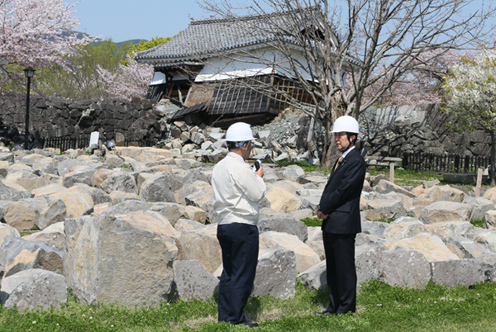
[212,122,266,328]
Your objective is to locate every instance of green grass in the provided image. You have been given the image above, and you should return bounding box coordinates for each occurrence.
[301,217,322,227]
[2,281,496,331]
[471,218,485,228]
[374,218,396,224]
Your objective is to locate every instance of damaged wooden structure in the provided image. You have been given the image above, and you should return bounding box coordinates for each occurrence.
[135,7,359,128]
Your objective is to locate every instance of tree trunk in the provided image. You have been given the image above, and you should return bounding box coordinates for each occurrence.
[320,117,330,167]
[491,130,495,186]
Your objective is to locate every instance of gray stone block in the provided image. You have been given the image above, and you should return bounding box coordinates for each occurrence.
[380,249,431,288]
[297,261,326,291]
[253,249,296,299]
[259,209,308,242]
[0,269,67,311]
[476,253,496,282]
[430,259,485,287]
[172,260,218,301]
[356,245,384,286]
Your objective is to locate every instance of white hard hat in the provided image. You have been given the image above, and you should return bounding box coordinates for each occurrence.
[331,116,359,134]
[225,122,255,141]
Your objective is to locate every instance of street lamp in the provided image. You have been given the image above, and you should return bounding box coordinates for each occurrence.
[23,66,35,150]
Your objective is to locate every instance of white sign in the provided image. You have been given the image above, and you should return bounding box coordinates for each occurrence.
[89,132,100,149]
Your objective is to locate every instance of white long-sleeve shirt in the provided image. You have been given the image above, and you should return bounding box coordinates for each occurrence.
[212,152,266,226]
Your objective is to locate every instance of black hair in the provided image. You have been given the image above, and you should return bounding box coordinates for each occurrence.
[346,132,358,145]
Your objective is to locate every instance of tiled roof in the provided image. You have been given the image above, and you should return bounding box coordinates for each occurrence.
[136,7,317,62]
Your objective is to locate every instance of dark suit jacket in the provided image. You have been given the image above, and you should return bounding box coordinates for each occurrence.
[319,148,366,234]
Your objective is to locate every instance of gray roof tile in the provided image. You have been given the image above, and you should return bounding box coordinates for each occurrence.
[136,8,312,62]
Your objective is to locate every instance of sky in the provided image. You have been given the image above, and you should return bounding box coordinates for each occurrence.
[73,0,496,43]
[73,0,210,42]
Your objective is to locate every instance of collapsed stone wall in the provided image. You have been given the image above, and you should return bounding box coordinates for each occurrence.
[0,94,165,144]
[360,104,492,157]
[0,94,491,158]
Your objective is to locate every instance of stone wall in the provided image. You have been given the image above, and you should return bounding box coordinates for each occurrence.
[0,94,165,142]
[360,104,492,157]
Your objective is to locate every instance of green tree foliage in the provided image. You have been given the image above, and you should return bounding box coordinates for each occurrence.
[36,39,131,100]
[128,36,173,57]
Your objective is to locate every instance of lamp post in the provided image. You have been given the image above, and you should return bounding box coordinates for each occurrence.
[23,66,35,150]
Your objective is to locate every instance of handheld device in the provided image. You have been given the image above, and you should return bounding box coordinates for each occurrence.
[253,160,262,172]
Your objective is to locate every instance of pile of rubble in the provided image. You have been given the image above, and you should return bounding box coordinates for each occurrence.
[158,107,321,164]
[0,146,495,311]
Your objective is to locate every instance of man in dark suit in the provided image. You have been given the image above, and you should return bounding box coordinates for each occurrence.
[316,115,366,315]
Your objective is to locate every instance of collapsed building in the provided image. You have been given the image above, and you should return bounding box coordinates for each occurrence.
[135,7,360,128]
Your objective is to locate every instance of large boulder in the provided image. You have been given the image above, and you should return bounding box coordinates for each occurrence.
[140,173,183,202]
[258,208,308,242]
[482,187,496,203]
[2,200,40,231]
[91,168,113,188]
[179,205,208,224]
[265,187,303,213]
[380,248,431,288]
[177,225,221,274]
[484,210,496,229]
[0,269,67,311]
[259,231,320,273]
[430,259,485,287]
[0,180,31,201]
[62,166,98,188]
[0,223,20,244]
[252,249,296,299]
[383,233,459,262]
[5,170,50,191]
[184,182,214,211]
[297,261,326,291]
[172,260,219,301]
[375,179,416,198]
[418,185,466,203]
[23,222,65,251]
[356,245,384,287]
[420,201,472,224]
[476,253,496,282]
[150,202,183,225]
[365,199,406,221]
[383,220,429,241]
[37,199,66,230]
[47,186,94,218]
[464,197,495,221]
[64,214,178,306]
[444,235,488,259]
[425,221,481,241]
[0,236,64,278]
[473,230,496,252]
[100,171,137,194]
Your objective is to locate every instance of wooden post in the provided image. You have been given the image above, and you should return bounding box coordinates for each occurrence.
[475,168,483,198]
[390,162,395,184]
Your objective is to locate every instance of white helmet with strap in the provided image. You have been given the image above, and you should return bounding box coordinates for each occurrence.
[331,116,359,134]
[226,122,255,142]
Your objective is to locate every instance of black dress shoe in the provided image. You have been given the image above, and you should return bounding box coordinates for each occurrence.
[316,310,336,316]
[239,321,259,328]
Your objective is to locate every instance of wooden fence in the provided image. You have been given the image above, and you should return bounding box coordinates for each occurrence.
[402,152,491,173]
[42,136,155,152]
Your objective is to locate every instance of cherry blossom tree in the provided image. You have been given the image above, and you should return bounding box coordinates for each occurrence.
[367,50,466,106]
[0,0,93,92]
[442,49,496,185]
[96,54,154,99]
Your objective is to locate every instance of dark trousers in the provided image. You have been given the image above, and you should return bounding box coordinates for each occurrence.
[217,223,259,324]
[322,232,357,314]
